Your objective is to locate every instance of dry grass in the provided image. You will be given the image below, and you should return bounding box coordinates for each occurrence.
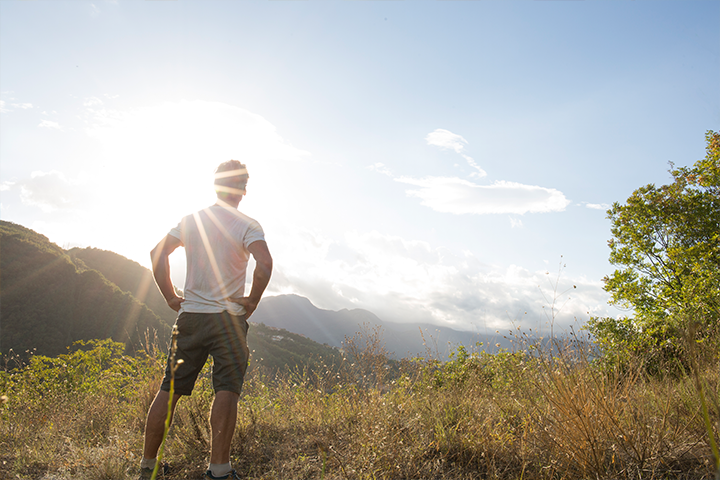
[0,329,718,480]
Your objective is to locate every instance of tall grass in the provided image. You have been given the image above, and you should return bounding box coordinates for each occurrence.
[0,325,718,480]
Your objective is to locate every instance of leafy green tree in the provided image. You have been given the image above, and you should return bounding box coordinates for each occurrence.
[589,131,720,369]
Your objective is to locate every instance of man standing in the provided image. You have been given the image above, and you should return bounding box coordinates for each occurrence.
[139,160,273,480]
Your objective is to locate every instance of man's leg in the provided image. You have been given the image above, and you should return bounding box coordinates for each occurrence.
[143,389,183,460]
[209,390,240,464]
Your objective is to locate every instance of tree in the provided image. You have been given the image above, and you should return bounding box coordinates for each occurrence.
[589,131,720,369]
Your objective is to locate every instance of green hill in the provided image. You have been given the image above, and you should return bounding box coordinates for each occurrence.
[0,221,170,357]
[68,246,178,327]
[248,321,343,373]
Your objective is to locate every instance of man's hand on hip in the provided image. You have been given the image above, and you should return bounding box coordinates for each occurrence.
[167,296,185,312]
[229,296,259,318]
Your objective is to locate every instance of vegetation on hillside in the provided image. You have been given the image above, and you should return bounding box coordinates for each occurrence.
[249,322,346,374]
[0,221,170,358]
[68,247,179,327]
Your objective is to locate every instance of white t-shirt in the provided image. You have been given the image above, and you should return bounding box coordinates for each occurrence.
[169,204,265,316]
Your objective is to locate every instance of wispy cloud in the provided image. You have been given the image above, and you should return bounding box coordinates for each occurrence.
[18,171,87,212]
[585,203,610,210]
[83,96,103,107]
[39,120,62,130]
[509,217,523,228]
[396,176,571,215]
[426,129,468,154]
[368,162,393,177]
[426,128,487,178]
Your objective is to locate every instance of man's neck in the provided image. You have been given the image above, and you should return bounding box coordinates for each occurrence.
[215,196,241,209]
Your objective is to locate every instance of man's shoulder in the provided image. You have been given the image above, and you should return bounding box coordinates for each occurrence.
[206,205,262,228]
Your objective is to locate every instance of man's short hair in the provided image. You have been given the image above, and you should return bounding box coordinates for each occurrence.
[214,160,249,195]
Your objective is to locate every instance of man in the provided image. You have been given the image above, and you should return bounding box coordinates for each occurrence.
[139,160,273,480]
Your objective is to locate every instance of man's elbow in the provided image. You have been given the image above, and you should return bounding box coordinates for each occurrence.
[259,256,273,274]
[150,247,159,266]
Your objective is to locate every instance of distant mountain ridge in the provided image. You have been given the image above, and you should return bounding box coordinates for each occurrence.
[251,294,506,359]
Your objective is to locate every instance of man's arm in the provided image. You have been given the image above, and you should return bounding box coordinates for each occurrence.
[231,240,272,318]
[150,234,185,312]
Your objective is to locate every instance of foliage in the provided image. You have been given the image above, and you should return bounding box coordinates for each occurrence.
[0,339,162,480]
[2,332,718,480]
[69,246,179,327]
[248,322,345,376]
[0,220,170,358]
[591,131,720,370]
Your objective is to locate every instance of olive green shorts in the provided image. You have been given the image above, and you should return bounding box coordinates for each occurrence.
[161,311,250,395]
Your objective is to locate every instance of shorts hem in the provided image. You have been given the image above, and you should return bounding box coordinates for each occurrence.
[160,385,193,396]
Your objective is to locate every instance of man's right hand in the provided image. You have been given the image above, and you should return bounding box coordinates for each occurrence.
[229,296,258,318]
[151,234,184,313]
[167,296,185,312]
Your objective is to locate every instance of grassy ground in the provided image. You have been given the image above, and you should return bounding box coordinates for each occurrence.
[1,328,718,480]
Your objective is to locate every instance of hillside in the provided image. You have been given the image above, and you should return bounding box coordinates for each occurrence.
[68,246,178,327]
[247,321,344,373]
[0,221,170,357]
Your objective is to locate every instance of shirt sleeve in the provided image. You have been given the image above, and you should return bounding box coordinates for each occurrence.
[243,220,265,249]
[169,220,182,240]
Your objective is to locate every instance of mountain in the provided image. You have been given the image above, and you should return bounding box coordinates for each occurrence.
[251,294,508,359]
[0,221,170,357]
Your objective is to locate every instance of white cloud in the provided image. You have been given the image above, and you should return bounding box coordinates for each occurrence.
[0,181,15,191]
[271,229,610,334]
[368,162,393,176]
[83,96,103,107]
[18,171,88,212]
[396,176,571,215]
[509,217,523,228]
[0,94,32,113]
[39,120,62,130]
[426,128,487,178]
[586,203,610,210]
[426,129,468,154]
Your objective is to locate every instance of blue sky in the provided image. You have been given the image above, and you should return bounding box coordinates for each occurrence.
[1,1,718,335]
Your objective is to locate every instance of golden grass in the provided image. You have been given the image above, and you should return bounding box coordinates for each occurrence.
[0,330,718,480]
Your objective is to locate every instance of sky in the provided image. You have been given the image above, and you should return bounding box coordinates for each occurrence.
[1,1,718,337]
